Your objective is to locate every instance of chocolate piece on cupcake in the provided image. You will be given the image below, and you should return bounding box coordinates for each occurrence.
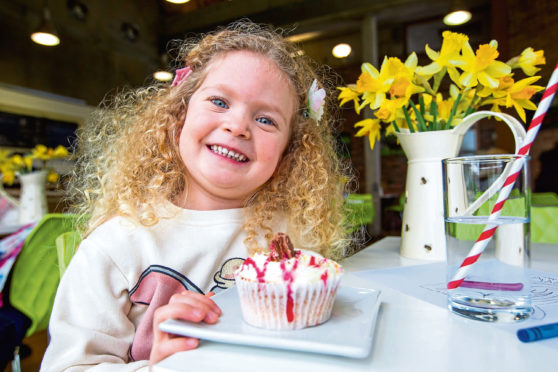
[270,232,295,261]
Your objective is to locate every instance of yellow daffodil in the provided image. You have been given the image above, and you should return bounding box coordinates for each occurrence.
[23,155,34,171]
[418,31,468,76]
[375,98,407,123]
[477,75,515,98]
[387,55,424,100]
[357,57,400,111]
[53,145,70,158]
[438,98,457,124]
[2,170,15,185]
[47,170,60,183]
[420,93,452,125]
[337,85,361,113]
[32,144,50,160]
[458,42,511,88]
[486,76,544,122]
[354,119,382,150]
[10,155,24,168]
[508,47,546,76]
[337,31,545,149]
[0,144,70,185]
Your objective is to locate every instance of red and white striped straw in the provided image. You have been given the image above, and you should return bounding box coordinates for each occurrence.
[447,62,558,290]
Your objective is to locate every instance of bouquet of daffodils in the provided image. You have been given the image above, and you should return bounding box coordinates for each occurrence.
[338,31,546,149]
[0,144,70,185]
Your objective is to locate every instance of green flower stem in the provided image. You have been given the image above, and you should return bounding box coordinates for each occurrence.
[463,91,479,116]
[392,120,400,133]
[409,101,427,132]
[430,100,439,130]
[402,107,416,133]
[445,93,463,130]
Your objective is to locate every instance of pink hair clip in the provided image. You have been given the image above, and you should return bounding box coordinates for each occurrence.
[171,66,192,87]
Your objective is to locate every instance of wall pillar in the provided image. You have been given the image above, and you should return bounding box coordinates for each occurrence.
[361,15,382,236]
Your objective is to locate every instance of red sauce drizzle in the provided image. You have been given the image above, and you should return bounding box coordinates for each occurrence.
[242,257,269,283]
[320,270,328,288]
[280,260,298,322]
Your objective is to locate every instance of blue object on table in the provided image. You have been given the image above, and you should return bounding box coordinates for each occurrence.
[517,322,558,342]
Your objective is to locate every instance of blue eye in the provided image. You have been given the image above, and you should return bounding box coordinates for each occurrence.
[210,98,228,109]
[256,117,275,126]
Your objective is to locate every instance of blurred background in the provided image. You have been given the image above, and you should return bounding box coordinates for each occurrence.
[1,1,558,369]
[1,0,557,237]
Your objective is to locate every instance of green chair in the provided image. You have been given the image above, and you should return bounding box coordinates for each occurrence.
[56,231,82,277]
[344,194,374,232]
[531,192,558,243]
[9,213,79,336]
[451,192,558,244]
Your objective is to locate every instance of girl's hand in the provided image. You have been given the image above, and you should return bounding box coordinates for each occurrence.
[149,291,221,367]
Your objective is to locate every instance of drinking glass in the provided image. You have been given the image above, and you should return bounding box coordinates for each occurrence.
[442,155,531,322]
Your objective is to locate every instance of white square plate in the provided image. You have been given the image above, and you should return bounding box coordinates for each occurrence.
[159,285,381,359]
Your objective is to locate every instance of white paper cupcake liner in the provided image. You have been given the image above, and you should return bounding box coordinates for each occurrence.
[236,277,341,330]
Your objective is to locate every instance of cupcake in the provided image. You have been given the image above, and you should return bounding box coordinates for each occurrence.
[234,233,343,330]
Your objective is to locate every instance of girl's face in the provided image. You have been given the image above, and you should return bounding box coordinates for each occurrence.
[177,50,295,210]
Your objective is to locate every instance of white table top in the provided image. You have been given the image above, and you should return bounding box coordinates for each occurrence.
[153,236,558,372]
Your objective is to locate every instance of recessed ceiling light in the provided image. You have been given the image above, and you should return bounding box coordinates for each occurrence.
[332,43,351,58]
[30,8,60,46]
[443,0,472,26]
[154,70,173,82]
[31,31,60,46]
[166,0,191,4]
[443,10,472,26]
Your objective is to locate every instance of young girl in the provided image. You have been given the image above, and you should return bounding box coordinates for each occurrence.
[41,21,351,371]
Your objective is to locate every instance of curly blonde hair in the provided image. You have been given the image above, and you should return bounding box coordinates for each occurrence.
[68,20,352,259]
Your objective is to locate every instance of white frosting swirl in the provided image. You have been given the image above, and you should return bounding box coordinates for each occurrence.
[234,250,342,286]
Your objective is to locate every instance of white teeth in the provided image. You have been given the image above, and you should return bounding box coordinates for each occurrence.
[210,145,247,162]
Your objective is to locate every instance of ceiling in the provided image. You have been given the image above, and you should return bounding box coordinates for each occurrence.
[0,0,492,106]
[157,0,489,55]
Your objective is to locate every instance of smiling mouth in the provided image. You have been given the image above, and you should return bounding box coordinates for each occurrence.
[209,145,248,162]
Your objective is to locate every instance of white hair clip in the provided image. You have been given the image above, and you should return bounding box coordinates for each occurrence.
[306,79,326,124]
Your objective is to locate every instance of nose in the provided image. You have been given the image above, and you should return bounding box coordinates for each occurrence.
[223,111,251,139]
